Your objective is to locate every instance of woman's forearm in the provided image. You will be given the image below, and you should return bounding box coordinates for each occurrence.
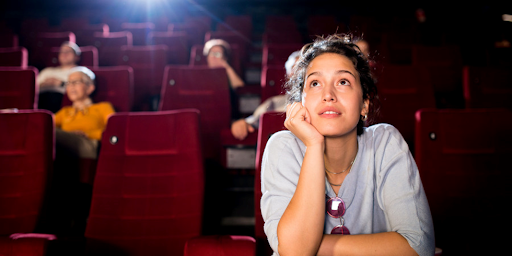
[317,232,417,256]
[277,143,326,256]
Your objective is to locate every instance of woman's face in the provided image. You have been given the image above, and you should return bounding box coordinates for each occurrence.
[207,45,226,67]
[58,45,78,66]
[302,53,368,137]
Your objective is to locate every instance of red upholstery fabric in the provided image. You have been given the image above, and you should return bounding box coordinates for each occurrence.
[184,235,256,256]
[264,15,297,34]
[411,45,462,67]
[463,66,512,109]
[93,31,133,66]
[262,31,303,46]
[414,108,512,255]
[0,34,19,48]
[260,66,287,103]
[169,23,205,46]
[121,22,155,46]
[118,45,167,111]
[216,15,253,39]
[44,46,99,68]
[254,112,287,240]
[307,15,345,39]
[375,65,436,153]
[0,236,50,256]
[0,47,28,67]
[261,43,303,69]
[61,66,134,112]
[159,66,231,161]
[148,31,190,65]
[73,23,109,46]
[0,110,54,235]
[0,67,38,109]
[189,44,242,76]
[85,109,204,256]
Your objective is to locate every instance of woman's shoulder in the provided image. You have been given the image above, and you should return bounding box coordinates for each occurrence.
[265,130,305,157]
[362,123,409,152]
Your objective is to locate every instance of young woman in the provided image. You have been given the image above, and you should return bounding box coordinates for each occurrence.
[260,34,434,256]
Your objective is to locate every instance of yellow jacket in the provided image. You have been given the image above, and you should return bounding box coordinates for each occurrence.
[55,101,115,141]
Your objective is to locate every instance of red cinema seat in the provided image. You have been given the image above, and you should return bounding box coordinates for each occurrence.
[375,65,436,154]
[0,110,54,234]
[262,31,303,46]
[189,44,242,77]
[412,45,462,67]
[216,15,253,39]
[0,34,18,48]
[184,16,212,36]
[93,31,133,66]
[486,47,512,67]
[260,66,287,103]
[60,17,89,31]
[169,23,205,46]
[0,47,28,67]
[84,109,204,256]
[415,108,512,255]
[463,66,512,109]
[118,45,167,111]
[19,18,50,46]
[29,32,76,69]
[184,235,256,256]
[261,43,303,69]
[0,67,38,109]
[307,15,345,38]
[254,112,287,254]
[148,31,189,65]
[62,66,134,112]
[44,46,99,68]
[159,66,231,161]
[73,23,109,47]
[121,22,155,46]
[265,15,298,34]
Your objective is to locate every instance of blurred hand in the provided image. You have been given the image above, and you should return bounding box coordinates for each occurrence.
[208,56,229,69]
[284,102,324,147]
[231,119,255,140]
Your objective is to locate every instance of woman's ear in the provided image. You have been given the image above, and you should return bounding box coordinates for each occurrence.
[361,99,369,116]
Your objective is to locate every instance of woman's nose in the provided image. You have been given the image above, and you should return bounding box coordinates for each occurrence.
[322,85,337,102]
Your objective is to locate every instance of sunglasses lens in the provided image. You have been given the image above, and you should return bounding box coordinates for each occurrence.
[326,197,346,218]
[331,225,350,235]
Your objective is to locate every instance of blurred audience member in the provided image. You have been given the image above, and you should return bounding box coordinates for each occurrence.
[204,39,245,88]
[231,50,300,140]
[55,67,114,159]
[37,41,81,113]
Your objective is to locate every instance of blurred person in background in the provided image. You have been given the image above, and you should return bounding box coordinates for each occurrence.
[37,41,81,113]
[230,50,301,140]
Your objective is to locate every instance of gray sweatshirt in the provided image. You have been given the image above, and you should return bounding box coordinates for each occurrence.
[261,124,435,256]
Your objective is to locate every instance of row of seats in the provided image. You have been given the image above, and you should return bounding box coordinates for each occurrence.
[2,107,509,255]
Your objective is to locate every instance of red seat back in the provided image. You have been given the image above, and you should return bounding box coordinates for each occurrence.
[61,66,134,112]
[29,32,75,69]
[0,34,18,48]
[463,66,512,109]
[0,67,38,109]
[148,31,189,65]
[184,235,256,256]
[261,43,303,69]
[415,108,512,255]
[73,23,109,46]
[85,109,204,256]
[0,47,28,67]
[260,66,287,103]
[118,45,168,110]
[216,15,253,39]
[121,22,155,46]
[93,31,133,66]
[0,110,54,235]
[375,65,436,153]
[159,66,231,161]
[169,23,205,46]
[254,112,287,240]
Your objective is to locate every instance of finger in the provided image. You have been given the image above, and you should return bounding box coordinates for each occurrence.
[248,125,255,133]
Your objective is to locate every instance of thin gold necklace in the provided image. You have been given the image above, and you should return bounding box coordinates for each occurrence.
[326,154,357,187]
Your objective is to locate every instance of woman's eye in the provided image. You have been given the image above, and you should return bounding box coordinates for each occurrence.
[310,81,320,87]
[339,79,351,86]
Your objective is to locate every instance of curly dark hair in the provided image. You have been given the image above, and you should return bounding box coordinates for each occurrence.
[284,34,379,135]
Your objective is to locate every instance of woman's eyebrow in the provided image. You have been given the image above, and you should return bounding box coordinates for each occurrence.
[336,70,356,78]
[306,71,320,80]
